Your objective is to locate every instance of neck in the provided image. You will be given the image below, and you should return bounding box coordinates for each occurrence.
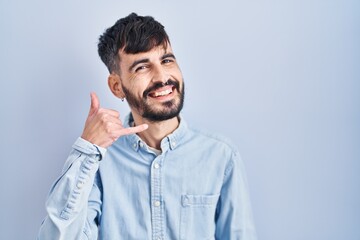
[131,112,180,150]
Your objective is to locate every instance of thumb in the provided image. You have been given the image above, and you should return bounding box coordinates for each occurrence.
[88,92,100,116]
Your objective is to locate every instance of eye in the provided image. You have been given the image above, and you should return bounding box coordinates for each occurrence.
[135,65,148,72]
[162,58,174,64]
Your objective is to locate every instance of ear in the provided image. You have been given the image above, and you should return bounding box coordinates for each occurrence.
[108,73,125,99]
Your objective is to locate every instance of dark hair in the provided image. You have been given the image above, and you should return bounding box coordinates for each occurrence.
[98,13,170,73]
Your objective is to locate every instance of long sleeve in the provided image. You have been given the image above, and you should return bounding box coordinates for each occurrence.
[215,151,257,240]
[37,138,106,240]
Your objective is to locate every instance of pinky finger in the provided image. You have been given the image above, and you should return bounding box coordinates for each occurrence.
[117,124,149,136]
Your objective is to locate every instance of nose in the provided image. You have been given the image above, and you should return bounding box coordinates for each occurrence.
[152,65,169,83]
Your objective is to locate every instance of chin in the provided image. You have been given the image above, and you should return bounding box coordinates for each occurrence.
[142,101,183,122]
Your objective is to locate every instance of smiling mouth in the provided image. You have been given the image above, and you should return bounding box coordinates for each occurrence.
[148,86,174,98]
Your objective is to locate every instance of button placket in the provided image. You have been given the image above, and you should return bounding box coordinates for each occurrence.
[150,156,163,239]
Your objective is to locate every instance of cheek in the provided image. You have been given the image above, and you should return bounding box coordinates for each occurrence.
[127,76,150,97]
[174,71,184,85]
[171,66,183,79]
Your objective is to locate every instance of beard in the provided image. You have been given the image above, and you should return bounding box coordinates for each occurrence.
[122,79,185,122]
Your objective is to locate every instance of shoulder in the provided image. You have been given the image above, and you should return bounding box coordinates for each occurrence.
[185,123,240,155]
[185,125,244,176]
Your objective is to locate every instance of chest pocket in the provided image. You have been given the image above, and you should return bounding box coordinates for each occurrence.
[180,194,220,240]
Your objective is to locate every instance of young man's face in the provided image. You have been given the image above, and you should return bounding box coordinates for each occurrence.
[118,44,184,122]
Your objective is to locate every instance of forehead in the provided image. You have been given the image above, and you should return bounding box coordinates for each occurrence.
[119,44,174,66]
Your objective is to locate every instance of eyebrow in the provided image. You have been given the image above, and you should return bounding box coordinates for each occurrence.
[161,53,176,60]
[128,53,177,72]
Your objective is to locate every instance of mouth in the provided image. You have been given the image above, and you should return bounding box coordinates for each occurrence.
[143,79,180,101]
[147,85,176,101]
[148,86,174,98]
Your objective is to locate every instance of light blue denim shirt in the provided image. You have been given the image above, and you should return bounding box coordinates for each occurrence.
[38,114,257,240]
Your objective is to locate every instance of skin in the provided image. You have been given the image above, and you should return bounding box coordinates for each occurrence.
[81,44,184,150]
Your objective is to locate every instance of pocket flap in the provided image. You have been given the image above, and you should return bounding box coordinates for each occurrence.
[181,194,220,207]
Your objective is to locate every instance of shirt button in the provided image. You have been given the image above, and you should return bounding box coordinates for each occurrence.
[154,200,161,207]
[139,142,144,148]
[171,141,176,148]
[183,196,189,206]
[156,237,162,240]
[154,163,160,169]
[133,143,137,149]
[76,181,84,189]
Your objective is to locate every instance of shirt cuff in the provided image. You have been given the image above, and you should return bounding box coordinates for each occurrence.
[72,137,107,160]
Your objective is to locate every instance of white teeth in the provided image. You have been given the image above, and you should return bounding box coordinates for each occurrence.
[153,89,172,97]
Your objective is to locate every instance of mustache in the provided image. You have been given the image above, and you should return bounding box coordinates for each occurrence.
[143,79,180,98]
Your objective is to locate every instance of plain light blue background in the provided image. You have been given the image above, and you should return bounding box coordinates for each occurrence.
[0,0,359,239]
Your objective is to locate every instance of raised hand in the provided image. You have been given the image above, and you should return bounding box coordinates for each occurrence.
[81,92,148,148]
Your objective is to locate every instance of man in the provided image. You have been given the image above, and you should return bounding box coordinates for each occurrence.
[38,13,257,240]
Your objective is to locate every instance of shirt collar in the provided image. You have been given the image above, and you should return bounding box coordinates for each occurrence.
[123,113,187,153]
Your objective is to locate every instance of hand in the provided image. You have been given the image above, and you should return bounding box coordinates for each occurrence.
[81,92,148,148]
